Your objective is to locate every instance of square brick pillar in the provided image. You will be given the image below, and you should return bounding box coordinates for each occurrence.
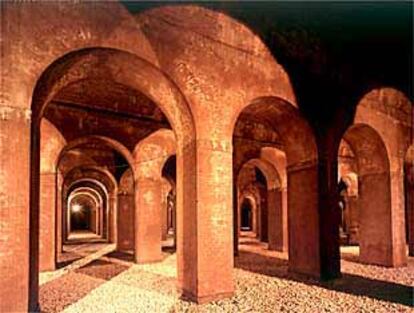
[268,187,288,252]
[109,194,118,244]
[233,181,239,255]
[117,193,135,251]
[389,168,407,266]
[406,174,414,257]
[0,107,31,312]
[288,162,332,278]
[161,190,169,241]
[259,187,268,243]
[56,172,63,256]
[135,179,163,263]
[39,172,57,272]
[346,196,360,245]
[178,140,234,303]
[359,173,392,266]
[359,169,407,267]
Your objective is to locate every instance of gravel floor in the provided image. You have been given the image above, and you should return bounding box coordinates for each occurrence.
[39,238,414,313]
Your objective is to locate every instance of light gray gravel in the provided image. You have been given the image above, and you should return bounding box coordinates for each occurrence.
[39,239,414,313]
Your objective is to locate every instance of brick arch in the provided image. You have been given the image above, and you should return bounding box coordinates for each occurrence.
[31,48,195,147]
[351,87,412,160]
[342,123,399,266]
[239,189,261,224]
[237,157,288,250]
[57,135,135,178]
[133,128,176,179]
[232,95,320,277]
[231,96,317,167]
[66,180,111,241]
[239,195,257,232]
[67,191,100,235]
[237,158,281,191]
[63,166,117,195]
[137,5,296,141]
[2,1,159,116]
[332,87,412,268]
[132,129,176,263]
[27,46,198,306]
[69,187,104,216]
[62,167,118,245]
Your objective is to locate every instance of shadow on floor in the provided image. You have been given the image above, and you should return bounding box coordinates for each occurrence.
[74,258,131,281]
[40,253,132,312]
[56,252,83,269]
[235,250,413,307]
[107,250,135,262]
[162,246,177,254]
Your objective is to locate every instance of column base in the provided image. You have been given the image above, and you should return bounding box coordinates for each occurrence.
[288,266,342,281]
[359,255,407,268]
[135,254,163,264]
[180,289,234,304]
[360,244,407,268]
[39,264,56,272]
[268,243,286,252]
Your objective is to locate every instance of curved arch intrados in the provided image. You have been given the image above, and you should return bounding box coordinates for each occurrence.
[31,47,196,147]
[57,136,135,177]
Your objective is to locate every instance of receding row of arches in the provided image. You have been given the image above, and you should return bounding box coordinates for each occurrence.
[0,3,412,312]
[20,48,414,313]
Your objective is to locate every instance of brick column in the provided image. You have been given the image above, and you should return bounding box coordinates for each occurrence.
[109,194,118,244]
[268,187,288,251]
[117,193,135,251]
[233,180,239,255]
[135,178,163,263]
[358,172,392,266]
[389,167,407,266]
[408,185,414,257]
[359,168,407,267]
[259,187,268,243]
[0,107,31,312]
[56,172,63,256]
[406,165,414,256]
[346,196,359,245]
[99,203,104,237]
[179,140,234,303]
[288,161,332,278]
[39,172,57,271]
[256,198,261,239]
[161,180,170,241]
[161,197,168,241]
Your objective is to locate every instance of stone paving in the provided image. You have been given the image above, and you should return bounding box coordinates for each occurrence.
[39,237,414,313]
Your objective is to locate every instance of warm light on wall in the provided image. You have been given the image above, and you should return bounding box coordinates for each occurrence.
[71,203,82,213]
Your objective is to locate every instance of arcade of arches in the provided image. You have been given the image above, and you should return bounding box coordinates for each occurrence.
[0,2,413,312]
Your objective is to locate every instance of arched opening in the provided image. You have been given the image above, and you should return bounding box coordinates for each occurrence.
[232,96,321,278]
[240,198,253,231]
[68,186,106,238]
[29,47,195,310]
[337,139,360,247]
[338,124,394,266]
[56,138,132,250]
[162,155,177,251]
[69,195,94,233]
